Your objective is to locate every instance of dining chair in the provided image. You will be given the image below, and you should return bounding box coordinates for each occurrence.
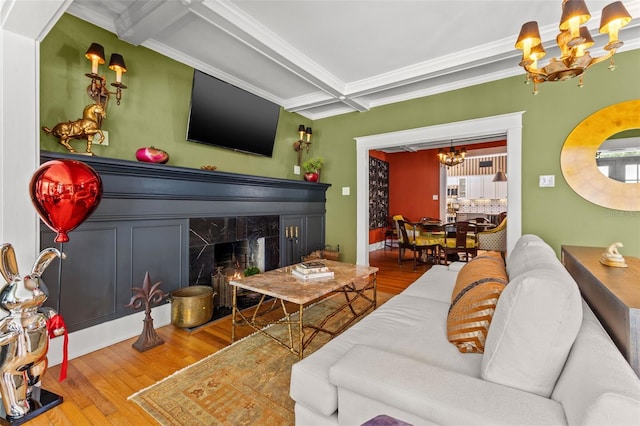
[478,217,507,256]
[440,221,478,265]
[384,216,398,251]
[396,219,442,270]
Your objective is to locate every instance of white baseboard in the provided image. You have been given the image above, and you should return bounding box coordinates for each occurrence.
[369,241,398,252]
[369,241,383,252]
[48,303,172,366]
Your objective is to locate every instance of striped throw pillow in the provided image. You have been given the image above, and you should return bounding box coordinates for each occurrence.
[447,252,508,353]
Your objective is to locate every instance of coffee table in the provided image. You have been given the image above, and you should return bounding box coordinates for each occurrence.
[229,260,378,359]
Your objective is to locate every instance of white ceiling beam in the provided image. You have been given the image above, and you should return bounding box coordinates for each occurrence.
[191,0,356,109]
[114,0,197,46]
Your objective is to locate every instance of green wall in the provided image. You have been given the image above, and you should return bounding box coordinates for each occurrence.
[316,52,640,260]
[40,14,312,179]
[41,14,640,262]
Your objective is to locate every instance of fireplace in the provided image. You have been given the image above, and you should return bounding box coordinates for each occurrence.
[189,216,279,321]
[39,151,328,333]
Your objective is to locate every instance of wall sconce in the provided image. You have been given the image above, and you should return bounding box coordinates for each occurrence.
[293,124,312,165]
[85,43,128,106]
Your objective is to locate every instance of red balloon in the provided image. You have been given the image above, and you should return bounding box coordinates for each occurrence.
[29,160,103,243]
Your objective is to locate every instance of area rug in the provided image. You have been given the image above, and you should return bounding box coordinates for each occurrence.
[129,291,393,425]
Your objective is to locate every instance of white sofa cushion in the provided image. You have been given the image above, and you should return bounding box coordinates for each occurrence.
[330,345,567,426]
[551,301,640,425]
[290,294,482,416]
[506,234,558,279]
[399,265,458,303]
[481,264,583,397]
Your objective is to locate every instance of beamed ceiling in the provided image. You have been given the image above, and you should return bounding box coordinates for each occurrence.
[63,0,640,120]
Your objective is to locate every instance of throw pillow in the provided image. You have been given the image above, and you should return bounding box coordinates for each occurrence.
[447,252,508,353]
[481,265,583,397]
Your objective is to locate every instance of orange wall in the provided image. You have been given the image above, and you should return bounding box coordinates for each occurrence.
[368,149,441,245]
[388,149,442,223]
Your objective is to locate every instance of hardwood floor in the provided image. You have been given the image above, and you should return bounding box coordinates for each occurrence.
[30,247,427,425]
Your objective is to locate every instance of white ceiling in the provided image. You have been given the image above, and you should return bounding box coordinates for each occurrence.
[66,0,640,120]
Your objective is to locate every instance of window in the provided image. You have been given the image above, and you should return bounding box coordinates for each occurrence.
[598,165,609,178]
[625,163,639,183]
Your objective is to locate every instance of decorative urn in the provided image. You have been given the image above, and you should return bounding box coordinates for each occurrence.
[304,172,319,182]
[135,146,169,164]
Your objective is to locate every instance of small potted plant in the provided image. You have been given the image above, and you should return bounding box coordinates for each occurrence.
[244,266,261,277]
[302,156,324,182]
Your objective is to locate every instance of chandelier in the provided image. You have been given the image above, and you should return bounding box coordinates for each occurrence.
[438,143,466,167]
[515,0,631,94]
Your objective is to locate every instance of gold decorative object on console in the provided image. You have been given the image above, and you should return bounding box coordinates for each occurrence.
[600,242,628,267]
[293,124,312,166]
[515,0,631,94]
[42,103,106,155]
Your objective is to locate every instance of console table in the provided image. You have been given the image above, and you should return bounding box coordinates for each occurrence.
[561,245,640,376]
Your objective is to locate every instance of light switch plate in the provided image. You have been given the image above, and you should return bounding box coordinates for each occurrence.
[92,130,108,146]
[342,187,350,196]
[539,175,555,187]
[293,165,300,175]
[432,194,438,200]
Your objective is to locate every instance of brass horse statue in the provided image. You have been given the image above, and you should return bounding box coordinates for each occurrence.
[42,103,106,155]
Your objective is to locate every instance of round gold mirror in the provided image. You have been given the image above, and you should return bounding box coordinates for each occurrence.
[561,100,640,211]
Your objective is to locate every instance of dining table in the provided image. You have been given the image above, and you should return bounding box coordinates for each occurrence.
[468,220,496,231]
[419,220,444,234]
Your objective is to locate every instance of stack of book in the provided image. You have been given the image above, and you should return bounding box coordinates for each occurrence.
[291,261,334,280]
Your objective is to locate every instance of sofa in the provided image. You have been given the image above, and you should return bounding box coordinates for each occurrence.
[290,235,640,425]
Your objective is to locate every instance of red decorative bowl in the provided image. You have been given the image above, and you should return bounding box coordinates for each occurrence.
[136,147,169,164]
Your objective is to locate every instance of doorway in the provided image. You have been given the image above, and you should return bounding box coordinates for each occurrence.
[355,112,524,265]
[443,146,508,225]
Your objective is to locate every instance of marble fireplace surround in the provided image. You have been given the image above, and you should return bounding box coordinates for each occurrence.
[39,151,330,333]
[190,215,280,321]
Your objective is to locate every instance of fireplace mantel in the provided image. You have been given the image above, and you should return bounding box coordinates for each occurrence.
[40,151,330,221]
[39,151,329,332]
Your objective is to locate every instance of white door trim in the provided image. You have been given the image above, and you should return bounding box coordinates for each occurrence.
[355,112,524,265]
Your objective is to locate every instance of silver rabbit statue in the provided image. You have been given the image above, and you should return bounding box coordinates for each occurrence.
[0,243,64,419]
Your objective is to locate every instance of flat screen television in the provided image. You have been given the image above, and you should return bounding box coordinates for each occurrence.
[186,70,281,157]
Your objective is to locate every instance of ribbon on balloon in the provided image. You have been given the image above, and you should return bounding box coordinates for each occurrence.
[46,314,68,381]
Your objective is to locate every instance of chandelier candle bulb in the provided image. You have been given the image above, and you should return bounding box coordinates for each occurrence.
[85,42,105,75]
[600,1,632,50]
[108,54,127,84]
[559,0,591,46]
